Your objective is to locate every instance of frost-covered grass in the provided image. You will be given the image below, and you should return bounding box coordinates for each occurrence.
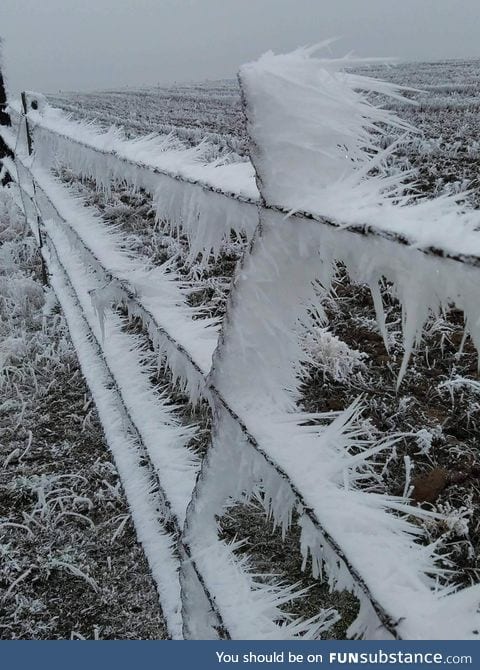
[347,59,480,209]
[0,189,166,639]
[300,270,480,590]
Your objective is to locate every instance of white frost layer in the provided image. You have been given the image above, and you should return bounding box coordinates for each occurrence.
[17,180,330,639]
[3,83,480,264]
[240,46,413,199]
[44,218,199,526]
[7,105,258,262]
[1,136,219,389]
[6,58,480,262]
[184,407,340,640]
[210,210,480,640]
[8,102,257,197]
[42,233,184,638]
[36,173,219,375]
[237,46,480,261]
[7,48,480,637]
[11,162,341,638]
[9,174,229,638]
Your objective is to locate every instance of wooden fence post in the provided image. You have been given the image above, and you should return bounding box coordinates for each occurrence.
[20,92,34,155]
[19,90,48,286]
[0,40,13,186]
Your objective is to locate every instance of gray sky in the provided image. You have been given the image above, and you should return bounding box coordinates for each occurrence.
[2,0,479,95]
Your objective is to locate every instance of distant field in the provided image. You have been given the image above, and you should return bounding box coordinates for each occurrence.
[47,59,480,201]
[355,59,480,205]
[47,80,247,158]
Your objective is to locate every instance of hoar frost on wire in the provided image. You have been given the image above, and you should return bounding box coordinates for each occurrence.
[240,43,416,206]
[240,44,480,263]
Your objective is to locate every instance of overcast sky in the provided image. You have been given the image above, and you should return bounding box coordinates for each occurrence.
[2,0,480,95]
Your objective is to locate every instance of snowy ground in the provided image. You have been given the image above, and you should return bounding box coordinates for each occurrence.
[0,190,166,639]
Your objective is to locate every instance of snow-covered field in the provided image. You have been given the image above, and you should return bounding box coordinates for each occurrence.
[3,53,480,639]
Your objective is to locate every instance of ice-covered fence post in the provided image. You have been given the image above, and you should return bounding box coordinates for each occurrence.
[180,48,433,640]
[0,40,13,186]
[180,49,410,640]
[20,90,48,285]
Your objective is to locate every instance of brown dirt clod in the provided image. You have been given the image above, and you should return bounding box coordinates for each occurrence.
[412,468,449,505]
